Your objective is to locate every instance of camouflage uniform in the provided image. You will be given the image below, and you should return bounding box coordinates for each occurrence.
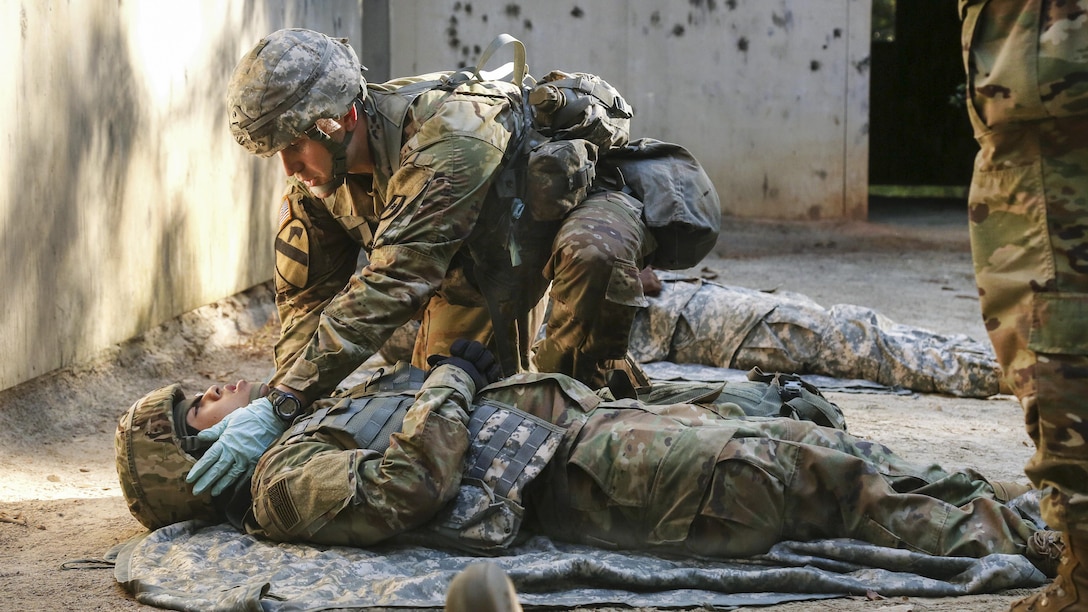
[248,365,1041,560]
[631,272,1002,397]
[962,0,1088,535]
[272,73,648,400]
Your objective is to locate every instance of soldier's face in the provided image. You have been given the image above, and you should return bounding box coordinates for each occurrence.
[186,380,269,431]
[279,135,333,191]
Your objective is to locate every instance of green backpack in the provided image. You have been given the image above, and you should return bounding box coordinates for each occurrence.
[637,367,848,431]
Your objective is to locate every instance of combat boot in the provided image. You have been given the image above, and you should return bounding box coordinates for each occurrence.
[992,480,1034,503]
[1012,530,1088,611]
[445,562,522,612]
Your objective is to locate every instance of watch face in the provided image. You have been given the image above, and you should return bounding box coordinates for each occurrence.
[271,390,302,421]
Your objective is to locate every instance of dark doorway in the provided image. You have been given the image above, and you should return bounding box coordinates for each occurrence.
[868,0,977,195]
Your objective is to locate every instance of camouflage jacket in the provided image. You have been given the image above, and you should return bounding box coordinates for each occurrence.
[479,375,742,548]
[335,367,748,550]
[273,74,533,398]
[250,365,757,551]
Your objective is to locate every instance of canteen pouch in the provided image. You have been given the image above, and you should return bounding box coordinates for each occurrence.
[525,138,598,220]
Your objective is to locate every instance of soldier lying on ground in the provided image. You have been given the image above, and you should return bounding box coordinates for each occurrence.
[377,268,1003,398]
[116,341,1061,580]
[631,268,1002,397]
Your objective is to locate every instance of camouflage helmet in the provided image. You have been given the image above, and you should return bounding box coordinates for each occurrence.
[115,384,220,530]
[227,28,366,157]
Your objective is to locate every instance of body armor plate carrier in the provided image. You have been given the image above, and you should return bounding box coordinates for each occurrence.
[283,375,564,553]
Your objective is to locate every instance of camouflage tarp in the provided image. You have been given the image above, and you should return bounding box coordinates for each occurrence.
[112,514,1046,611]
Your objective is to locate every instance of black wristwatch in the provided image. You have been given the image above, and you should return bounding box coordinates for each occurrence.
[267,389,304,423]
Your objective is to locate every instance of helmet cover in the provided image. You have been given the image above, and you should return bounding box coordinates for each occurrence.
[227,28,365,157]
[115,384,221,530]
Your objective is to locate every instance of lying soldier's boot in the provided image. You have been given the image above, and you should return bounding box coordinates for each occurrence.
[1012,530,1088,611]
[992,481,1035,503]
[445,562,522,612]
[1025,530,1066,579]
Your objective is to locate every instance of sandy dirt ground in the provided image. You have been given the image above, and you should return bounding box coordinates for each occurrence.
[0,200,1044,611]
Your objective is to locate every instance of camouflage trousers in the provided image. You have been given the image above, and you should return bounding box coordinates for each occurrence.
[531,190,649,386]
[964,0,1088,534]
[543,415,1037,559]
[629,275,1002,397]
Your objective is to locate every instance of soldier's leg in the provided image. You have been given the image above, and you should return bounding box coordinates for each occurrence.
[728,294,1001,397]
[966,0,1088,532]
[533,190,648,387]
[687,419,1039,559]
[964,1,1088,604]
[410,295,493,370]
[658,278,1000,397]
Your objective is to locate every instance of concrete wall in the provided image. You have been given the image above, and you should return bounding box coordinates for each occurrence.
[386,0,871,220]
[0,0,869,392]
[0,0,365,391]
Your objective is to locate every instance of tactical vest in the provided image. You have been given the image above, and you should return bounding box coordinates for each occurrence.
[282,382,565,554]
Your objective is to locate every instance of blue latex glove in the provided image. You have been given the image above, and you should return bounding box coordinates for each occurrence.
[185,397,286,496]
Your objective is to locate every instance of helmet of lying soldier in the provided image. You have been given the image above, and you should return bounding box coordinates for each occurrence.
[115,384,222,530]
[227,28,366,158]
[115,380,268,530]
[114,367,421,531]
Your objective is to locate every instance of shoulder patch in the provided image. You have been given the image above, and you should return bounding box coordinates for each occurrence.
[275,219,310,289]
[279,197,292,229]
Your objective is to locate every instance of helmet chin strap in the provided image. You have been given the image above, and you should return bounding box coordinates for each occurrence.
[304,99,361,197]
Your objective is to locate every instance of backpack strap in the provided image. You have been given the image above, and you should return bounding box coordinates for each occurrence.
[474,33,530,86]
[460,34,541,377]
[439,33,532,90]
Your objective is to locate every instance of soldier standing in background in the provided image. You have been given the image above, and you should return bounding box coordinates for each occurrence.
[961,1,1088,609]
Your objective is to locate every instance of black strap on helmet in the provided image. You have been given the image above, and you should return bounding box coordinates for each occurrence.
[179,434,214,456]
[304,96,364,191]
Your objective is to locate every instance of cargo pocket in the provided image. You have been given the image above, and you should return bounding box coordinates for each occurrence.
[525,138,597,221]
[1029,292,1088,460]
[373,163,435,246]
[605,257,649,308]
[967,161,1051,315]
[963,1,1044,127]
[1029,293,1088,355]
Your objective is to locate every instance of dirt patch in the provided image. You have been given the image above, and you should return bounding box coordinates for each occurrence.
[0,203,1041,611]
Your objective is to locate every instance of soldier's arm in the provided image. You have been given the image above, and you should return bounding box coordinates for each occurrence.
[342,364,478,543]
[277,96,513,400]
[270,183,362,383]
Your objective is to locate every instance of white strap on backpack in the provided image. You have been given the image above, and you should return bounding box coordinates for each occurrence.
[472,33,533,87]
